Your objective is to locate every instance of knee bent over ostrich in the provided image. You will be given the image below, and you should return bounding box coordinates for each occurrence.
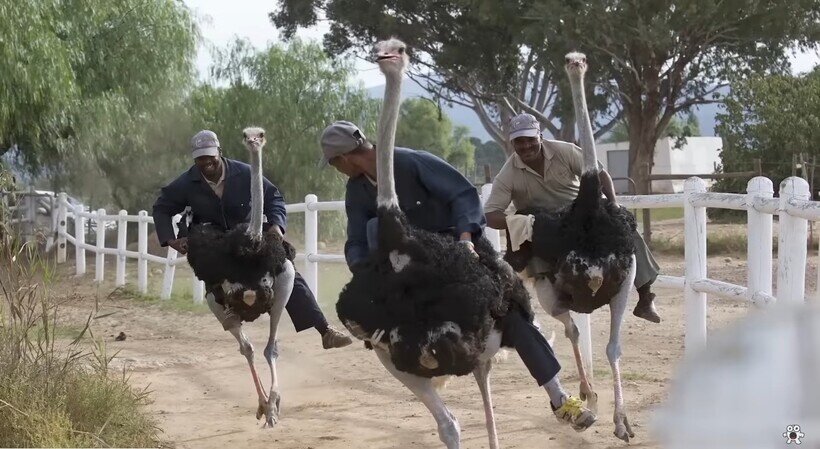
[336,38,535,449]
[186,127,296,428]
[505,52,638,442]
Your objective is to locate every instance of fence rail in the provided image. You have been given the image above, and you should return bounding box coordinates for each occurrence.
[8,175,813,373]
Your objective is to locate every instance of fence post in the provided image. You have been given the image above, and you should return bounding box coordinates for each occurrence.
[777,176,810,304]
[24,186,36,243]
[57,193,67,263]
[746,177,774,306]
[192,277,204,304]
[480,184,501,252]
[116,210,128,286]
[683,177,708,353]
[161,215,180,300]
[75,205,86,276]
[137,210,148,294]
[95,209,106,282]
[304,194,319,297]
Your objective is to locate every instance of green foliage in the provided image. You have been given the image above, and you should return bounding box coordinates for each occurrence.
[713,68,820,199]
[472,138,508,180]
[1,0,198,173]
[603,114,701,144]
[395,98,475,171]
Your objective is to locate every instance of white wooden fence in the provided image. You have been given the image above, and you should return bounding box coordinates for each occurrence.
[49,175,819,367]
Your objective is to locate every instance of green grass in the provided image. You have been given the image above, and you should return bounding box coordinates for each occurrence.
[0,235,162,448]
[633,207,684,223]
[114,284,210,314]
[650,233,763,256]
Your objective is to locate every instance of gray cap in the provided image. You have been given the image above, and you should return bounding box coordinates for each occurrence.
[508,113,542,141]
[318,121,366,167]
[191,130,220,158]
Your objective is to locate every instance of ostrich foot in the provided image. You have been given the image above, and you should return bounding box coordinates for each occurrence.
[262,389,282,428]
[613,412,634,442]
[579,382,598,414]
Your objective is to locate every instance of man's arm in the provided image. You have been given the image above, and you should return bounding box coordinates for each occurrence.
[262,177,288,234]
[152,180,188,247]
[413,152,483,240]
[483,174,514,230]
[343,184,370,268]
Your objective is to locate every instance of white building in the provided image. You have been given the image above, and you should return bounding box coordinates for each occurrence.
[595,136,723,193]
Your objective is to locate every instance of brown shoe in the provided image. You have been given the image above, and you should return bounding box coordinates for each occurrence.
[633,292,661,323]
[322,326,353,349]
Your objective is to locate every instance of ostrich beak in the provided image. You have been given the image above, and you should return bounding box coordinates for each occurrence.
[588,276,603,296]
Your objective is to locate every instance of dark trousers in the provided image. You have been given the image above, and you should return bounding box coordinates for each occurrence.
[503,311,561,386]
[366,217,561,386]
[287,273,328,332]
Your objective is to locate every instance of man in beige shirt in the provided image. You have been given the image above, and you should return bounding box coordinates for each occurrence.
[484,113,661,323]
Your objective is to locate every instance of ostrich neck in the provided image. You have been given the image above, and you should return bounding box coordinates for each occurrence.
[569,75,598,173]
[248,150,264,239]
[376,70,401,208]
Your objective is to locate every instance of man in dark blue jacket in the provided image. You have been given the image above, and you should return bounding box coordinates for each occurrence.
[320,121,596,430]
[153,129,352,349]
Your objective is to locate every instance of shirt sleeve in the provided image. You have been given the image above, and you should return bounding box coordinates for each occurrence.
[151,179,187,246]
[262,177,288,233]
[413,151,484,237]
[343,182,371,267]
[483,167,514,214]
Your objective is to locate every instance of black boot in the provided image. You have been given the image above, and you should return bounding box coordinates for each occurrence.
[634,284,661,323]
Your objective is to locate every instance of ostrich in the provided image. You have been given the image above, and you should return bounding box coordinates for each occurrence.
[185,127,296,428]
[336,38,534,449]
[504,52,638,442]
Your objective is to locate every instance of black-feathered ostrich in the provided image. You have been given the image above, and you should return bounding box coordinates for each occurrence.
[186,127,296,428]
[504,53,638,442]
[336,38,534,449]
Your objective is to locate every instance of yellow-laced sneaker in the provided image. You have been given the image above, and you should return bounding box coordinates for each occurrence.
[552,396,597,432]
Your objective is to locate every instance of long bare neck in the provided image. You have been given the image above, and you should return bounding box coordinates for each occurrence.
[569,74,598,174]
[248,150,264,239]
[376,71,401,208]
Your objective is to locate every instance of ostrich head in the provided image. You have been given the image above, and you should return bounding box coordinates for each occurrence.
[242,127,266,154]
[374,38,409,76]
[564,51,588,79]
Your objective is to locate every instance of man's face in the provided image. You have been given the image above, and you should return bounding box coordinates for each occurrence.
[329,154,363,178]
[512,136,542,163]
[195,155,222,179]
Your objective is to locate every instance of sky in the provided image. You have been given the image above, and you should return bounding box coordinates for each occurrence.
[184,0,820,89]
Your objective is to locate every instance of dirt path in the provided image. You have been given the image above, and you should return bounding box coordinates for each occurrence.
[51,255,783,449]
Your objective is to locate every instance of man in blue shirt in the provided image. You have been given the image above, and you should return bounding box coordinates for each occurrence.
[153,129,352,349]
[321,120,596,430]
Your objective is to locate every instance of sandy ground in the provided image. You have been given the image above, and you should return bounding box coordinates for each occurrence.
[46,247,817,449]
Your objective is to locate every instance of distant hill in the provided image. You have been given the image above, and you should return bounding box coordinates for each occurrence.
[367,80,727,142]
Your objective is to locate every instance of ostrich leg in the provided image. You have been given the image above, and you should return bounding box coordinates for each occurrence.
[607,256,636,442]
[206,293,269,416]
[534,278,598,414]
[473,359,499,449]
[262,260,296,428]
[374,347,461,449]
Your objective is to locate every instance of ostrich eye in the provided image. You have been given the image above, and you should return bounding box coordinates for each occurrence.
[565,58,570,63]
[398,47,405,54]
[243,133,247,138]
[259,132,265,138]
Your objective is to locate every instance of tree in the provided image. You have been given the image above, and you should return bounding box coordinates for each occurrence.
[273,0,819,193]
[714,67,820,197]
[395,98,475,172]
[603,113,701,144]
[529,0,819,192]
[0,0,198,173]
[271,0,622,155]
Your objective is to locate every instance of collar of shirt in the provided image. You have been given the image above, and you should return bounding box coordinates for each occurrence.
[203,161,225,186]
